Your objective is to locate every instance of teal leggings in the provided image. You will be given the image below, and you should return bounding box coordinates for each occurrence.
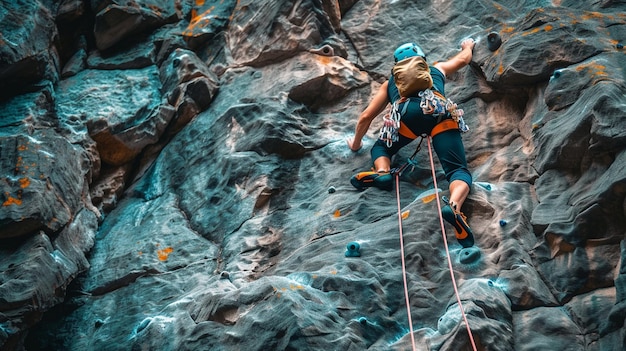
[371,129,472,186]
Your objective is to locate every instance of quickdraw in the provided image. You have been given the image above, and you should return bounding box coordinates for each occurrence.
[378,98,407,147]
[419,89,448,117]
[419,89,470,133]
[446,99,470,133]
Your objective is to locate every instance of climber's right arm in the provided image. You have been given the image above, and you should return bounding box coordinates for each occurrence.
[434,38,475,77]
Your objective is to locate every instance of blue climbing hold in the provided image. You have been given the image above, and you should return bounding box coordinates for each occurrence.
[475,182,493,191]
[499,219,508,227]
[345,242,361,257]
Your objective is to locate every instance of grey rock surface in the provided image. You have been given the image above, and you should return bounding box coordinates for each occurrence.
[0,0,625,350]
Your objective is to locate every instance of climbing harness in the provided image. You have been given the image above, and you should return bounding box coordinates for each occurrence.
[392,135,478,351]
[379,89,469,148]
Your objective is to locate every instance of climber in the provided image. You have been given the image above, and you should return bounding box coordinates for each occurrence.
[346,39,476,247]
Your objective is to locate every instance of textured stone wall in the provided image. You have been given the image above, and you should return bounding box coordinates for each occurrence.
[0,1,625,350]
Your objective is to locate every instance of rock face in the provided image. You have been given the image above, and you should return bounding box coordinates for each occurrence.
[0,1,625,350]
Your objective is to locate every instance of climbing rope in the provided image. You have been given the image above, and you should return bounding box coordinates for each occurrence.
[394,172,417,351]
[390,136,425,351]
[425,136,478,351]
[392,136,477,351]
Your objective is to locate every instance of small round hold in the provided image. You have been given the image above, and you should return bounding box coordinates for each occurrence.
[617,43,624,50]
[345,241,361,257]
[499,219,508,227]
[220,271,230,279]
[459,247,481,264]
[310,44,335,57]
[488,280,495,287]
[358,317,368,325]
[328,186,336,194]
[486,32,502,51]
[136,318,151,334]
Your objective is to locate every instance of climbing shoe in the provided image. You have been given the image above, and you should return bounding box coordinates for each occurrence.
[441,204,474,248]
[350,171,393,191]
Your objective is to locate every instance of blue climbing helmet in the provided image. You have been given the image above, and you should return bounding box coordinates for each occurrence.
[393,42,426,62]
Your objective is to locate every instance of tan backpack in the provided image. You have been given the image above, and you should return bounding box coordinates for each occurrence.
[392,56,433,98]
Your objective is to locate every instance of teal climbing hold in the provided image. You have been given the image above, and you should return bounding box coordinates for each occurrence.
[459,247,481,264]
[345,242,361,257]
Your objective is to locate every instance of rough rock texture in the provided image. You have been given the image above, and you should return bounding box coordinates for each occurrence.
[0,0,625,350]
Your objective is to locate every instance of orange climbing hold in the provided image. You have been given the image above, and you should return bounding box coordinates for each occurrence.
[157,247,174,261]
[19,177,30,188]
[3,196,22,206]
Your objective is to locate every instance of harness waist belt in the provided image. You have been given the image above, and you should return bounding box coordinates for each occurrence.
[398,121,419,139]
[431,119,459,137]
[398,119,459,140]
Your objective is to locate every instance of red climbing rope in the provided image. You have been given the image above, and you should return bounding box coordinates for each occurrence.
[394,173,417,351]
[426,136,478,351]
